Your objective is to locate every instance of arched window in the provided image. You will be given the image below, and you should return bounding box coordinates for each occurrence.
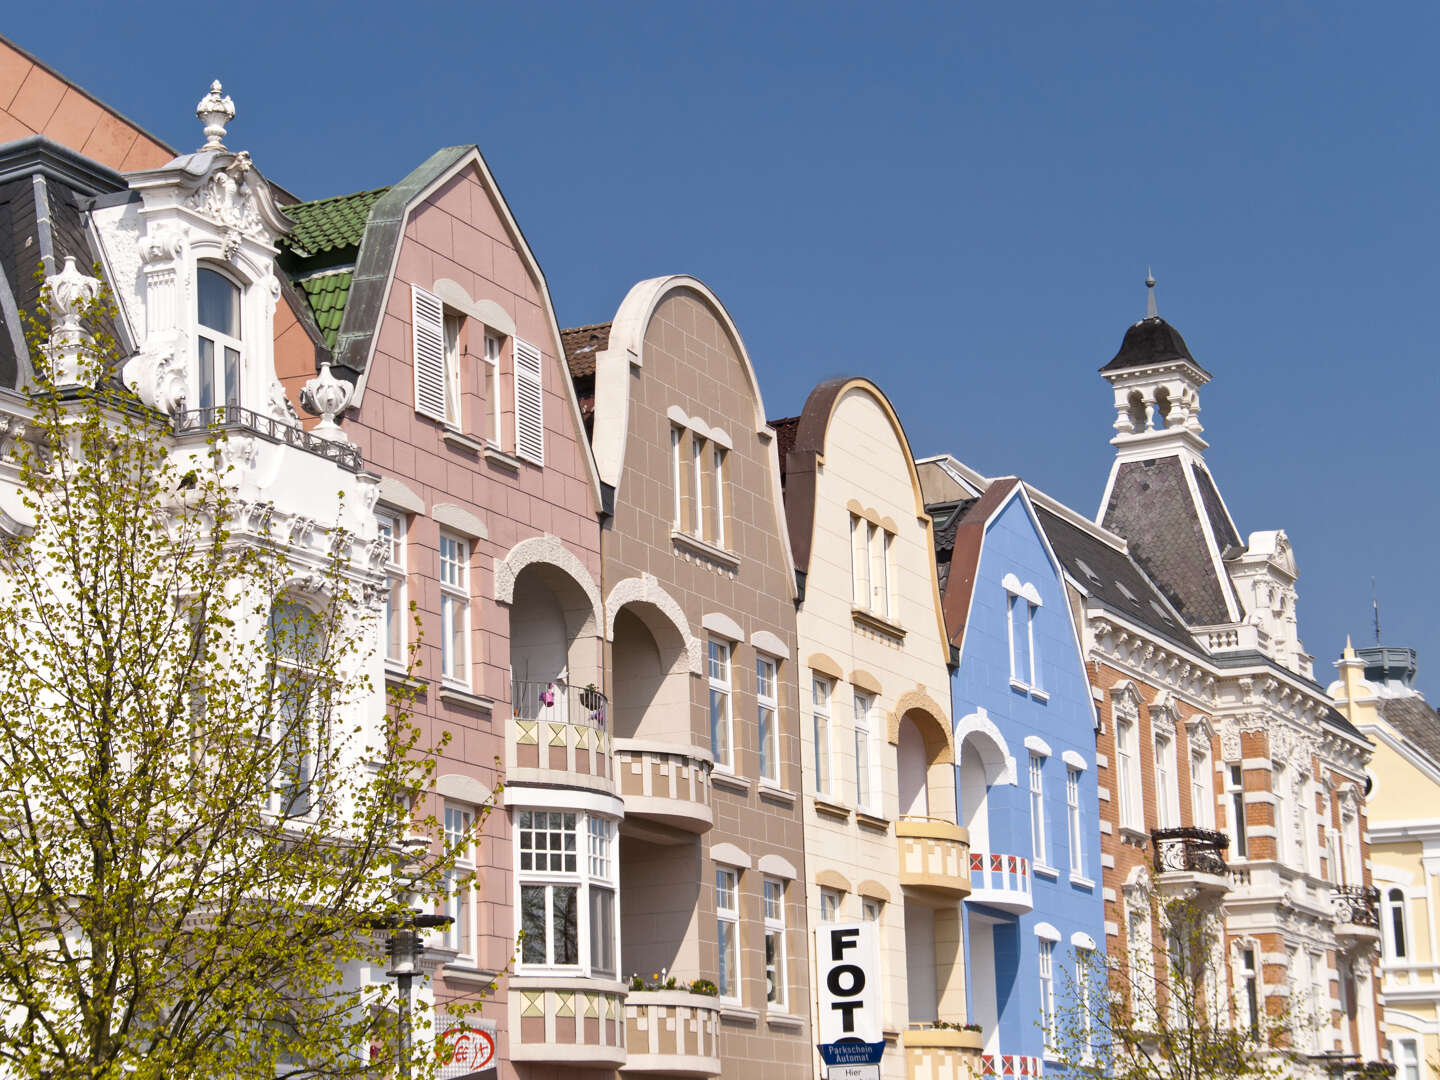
[1385,888,1410,960]
[197,266,242,411]
[266,598,326,817]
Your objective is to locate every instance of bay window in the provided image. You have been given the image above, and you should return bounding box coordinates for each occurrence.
[516,810,617,975]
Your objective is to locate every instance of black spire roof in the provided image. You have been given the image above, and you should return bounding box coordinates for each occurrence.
[1100,315,1208,375]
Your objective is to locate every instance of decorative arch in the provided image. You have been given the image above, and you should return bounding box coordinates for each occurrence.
[604,573,702,674]
[493,533,602,635]
[887,688,952,764]
[953,707,1017,786]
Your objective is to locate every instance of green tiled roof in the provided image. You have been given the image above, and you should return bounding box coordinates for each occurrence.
[296,270,353,347]
[282,187,389,256]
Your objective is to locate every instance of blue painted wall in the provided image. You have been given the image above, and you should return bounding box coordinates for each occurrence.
[951,492,1105,1071]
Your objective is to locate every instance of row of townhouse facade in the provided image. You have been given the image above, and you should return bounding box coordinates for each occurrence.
[0,34,1407,1080]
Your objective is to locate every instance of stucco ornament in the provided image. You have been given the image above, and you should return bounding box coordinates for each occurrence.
[123,332,189,414]
[196,80,234,152]
[44,257,102,388]
[188,152,263,260]
[299,363,354,441]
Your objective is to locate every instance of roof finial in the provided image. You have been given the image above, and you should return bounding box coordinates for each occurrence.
[196,80,234,152]
[1145,267,1158,319]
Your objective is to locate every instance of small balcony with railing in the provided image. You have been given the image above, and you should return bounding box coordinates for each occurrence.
[509,679,613,793]
[614,741,713,836]
[1152,827,1230,898]
[621,990,722,1077]
[964,852,1033,915]
[897,817,971,899]
[1317,1052,1397,1078]
[1332,885,1381,951]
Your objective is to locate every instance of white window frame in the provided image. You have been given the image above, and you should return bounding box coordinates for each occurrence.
[1026,600,1040,690]
[717,868,740,1003]
[1154,733,1178,829]
[443,804,476,961]
[484,332,502,446]
[854,691,876,813]
[1038,939,1057,1053]
[1076,945,1094,1061]
[1127,902,1156,1025]
[757,655,779,784]
[196,264,244,411]
[861,897,881,923]
[439,531,471,688]
[812,675,833,798]
[376,511,407,667]
[1385,888,1410,961]
[670,426,683,528]
[1390,1037,1421,1080]
[1066,765,1083,873]
[1117,717,1142,829]
[708,639,733,772]
[1239,944,1259,1036]
[443,311,464,428]
[764,877,787,1010]
[514,810,617,977]
[1190,742,1214,829]
[712,445,726,547]
[265,598,324,820]
[1029,752,1049,869]
[1227,764,1248,857]
[850,515,870,608]
[1342,806,1362,885]
[819,887,841,922]
[867,522,885,614]
[691,435,705,538]
[588,817,617,979]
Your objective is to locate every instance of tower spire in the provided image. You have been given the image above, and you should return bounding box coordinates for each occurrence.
[1145,268,1158,319]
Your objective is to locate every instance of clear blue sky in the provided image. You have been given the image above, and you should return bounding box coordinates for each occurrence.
[10,3,1437,687]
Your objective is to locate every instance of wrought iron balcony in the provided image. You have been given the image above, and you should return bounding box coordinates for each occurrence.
[1317,1052,1396,1078]
[1332,885,1381,929]
[1152,827,1229,877]
[173,406,362,471]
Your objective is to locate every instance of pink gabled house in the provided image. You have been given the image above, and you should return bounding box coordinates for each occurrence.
[277,147,618,1079]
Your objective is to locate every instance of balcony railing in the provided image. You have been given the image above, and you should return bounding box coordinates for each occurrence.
[897,817,970,898]
[966,851,1032,914]
[1152,827,1229,877]
[1333,885,1381,928]
[1317,1052,1396,1078]
[173,406,362,471]
[511,679,612,784]
[615,741,713,834]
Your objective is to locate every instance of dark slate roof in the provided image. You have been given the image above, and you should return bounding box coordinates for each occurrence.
[1192,461,1242,556]
[1101,455,1238,625]
[1101,315,1210,375]
[560,322,610,379]
[295,270,352,348]
[1377,694,1440,766]
[927,498,978,600]
[770,415,799,486]
[282,188,388,258]
[1033,504,1202,653]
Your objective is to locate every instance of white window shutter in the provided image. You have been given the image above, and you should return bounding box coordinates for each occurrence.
[411,284,447,422]
[513,337,545,465]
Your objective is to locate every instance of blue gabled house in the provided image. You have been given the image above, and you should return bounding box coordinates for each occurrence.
[923,465,1105,1077]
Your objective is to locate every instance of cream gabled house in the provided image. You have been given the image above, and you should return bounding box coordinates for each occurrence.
[775,378,977,1080]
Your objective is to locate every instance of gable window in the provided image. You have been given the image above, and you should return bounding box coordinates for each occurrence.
[1029,753,1049,868]
[716,868,740,1002]
[411,283,449,424]
[711,446,727,547]
[483,333,502,445]
[512,337,545,465]
[443,313,463,427]
[1226,764,1248,857]
[692,435,706,536]
[812,675,833,798]
[1066,765,1083,873]
[851,516,870,608]
[757,655,779,784]
[1385,888,1410,960]
[670,426,683,528]
[850,515,895,618]
[854,691,876,812]
[708,639,733,772]
[376,511,406,667]
[443,805,475,961]
[1003,577,1042,692]
[197,266,242,411]
[764,877,787,1009]
[439,532,470,688]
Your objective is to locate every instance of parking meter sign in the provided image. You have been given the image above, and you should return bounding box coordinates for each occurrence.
[816,922,883,1066]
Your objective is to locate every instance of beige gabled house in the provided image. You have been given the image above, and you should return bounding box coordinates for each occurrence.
[775,378,977,1080]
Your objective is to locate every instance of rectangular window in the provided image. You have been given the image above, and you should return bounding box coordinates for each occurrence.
[881,529,894,620]
[1227,764,1248,857]
[1039,939,1057,1052]
[708,639,733,771]
[757,656,779,783]
[1029,753,1048,867]
[1066,766,1083,873]
[1026,602,1041,689]
[812,676,832,797]
[691,436,705,537]
[1154,735,1176,828]
[1076,951,1094,1059]
[439,532,470,687]
[1007,593,1031,686]
[867,522,885,613]
[851,515,869,608]
[1117,718,1138,826]
[444,805,475,959]
[1390,1038,1421,1080]
[717,868,739,1001]
[764,877,786,1009]
[670,426,683,528]
[861,897,882,923]
[376,511,406,666]
[819,887,841,922]
[1190,746,1214,829]
[712,446,726,547]
[1240,946,1259,1036]
[854,691,874,811]
[588,818,615,978]
[1127,906,1155,1024]
[517,811,583,970]
[443,312,463,428]
[484,333,502,446]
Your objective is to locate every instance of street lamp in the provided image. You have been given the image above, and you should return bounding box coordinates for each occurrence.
[366,911,452,1080]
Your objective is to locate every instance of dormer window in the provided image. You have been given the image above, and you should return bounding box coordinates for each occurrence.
[197,266,242,411]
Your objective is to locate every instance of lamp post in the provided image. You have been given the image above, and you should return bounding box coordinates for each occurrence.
[367,911,451,1080]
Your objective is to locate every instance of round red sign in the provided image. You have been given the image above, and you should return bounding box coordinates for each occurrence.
[440,1025,495,1073]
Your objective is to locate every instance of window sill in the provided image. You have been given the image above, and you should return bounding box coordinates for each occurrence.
[766,1012,805,1031]
[718,1005,758,1025]
[1009,677,1032,694]
[440,962,499,986]
[856,810,891,834]
[483,443,523,471]
[813,796,851,821]
[1069,873,1096,890]
[438,686,494,713]
[1034,864,1060,880]
[1030,687,1050,703]
[385,668,428,692]
[758,783,796,807]
[671,529,741,570]
[851,607,906,640]
[1119,825,1150,847]
[711,770,751,795]
[442,428,487,454]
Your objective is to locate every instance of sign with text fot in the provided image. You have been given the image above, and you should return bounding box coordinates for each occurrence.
[815,922,884,1066]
